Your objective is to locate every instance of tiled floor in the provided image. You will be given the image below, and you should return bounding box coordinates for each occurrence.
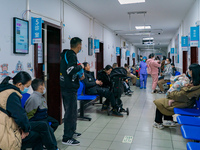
[54,78,189,150]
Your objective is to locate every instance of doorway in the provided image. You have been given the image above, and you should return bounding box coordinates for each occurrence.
[132,58,135,66]
[116,48,121,67]
[168,52,170,59]
[127,57,130,66]
[95,42,104,76]
[34,22,62,124]
[172,56,175,64]
[183,51,188,73]
[191,47,198,64]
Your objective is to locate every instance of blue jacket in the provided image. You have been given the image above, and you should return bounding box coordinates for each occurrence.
[140,61,147,75]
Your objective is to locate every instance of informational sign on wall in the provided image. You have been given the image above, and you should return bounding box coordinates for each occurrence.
[171,48,174,54]
[132,53,135,58]
[181,36,188,51]
[126,50,130,57]
[38,43,43,64]
[116,47,120,56]
[31,17,42,45]
[94,39,99,53]
[190,26,199,47]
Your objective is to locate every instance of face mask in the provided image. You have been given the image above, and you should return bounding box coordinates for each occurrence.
[21,87,29,94]
[143,60,146,62]
[43,87,46,95]
[78,49,82,53]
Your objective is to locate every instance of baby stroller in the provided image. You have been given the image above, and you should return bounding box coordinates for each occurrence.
[107,67,129,116]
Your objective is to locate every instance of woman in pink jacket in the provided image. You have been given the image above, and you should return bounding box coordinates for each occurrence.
[146,53,161,93]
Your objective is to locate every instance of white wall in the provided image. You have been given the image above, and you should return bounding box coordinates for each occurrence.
[168,0,200,72]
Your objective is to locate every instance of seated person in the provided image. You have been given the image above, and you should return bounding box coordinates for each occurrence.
[157,58,173,94]
[124,64,137,85]
[171,63,177,76]
[112,63,133,95]
[25,79,59,132]
[82,62,123,117]
[153,64,200,129]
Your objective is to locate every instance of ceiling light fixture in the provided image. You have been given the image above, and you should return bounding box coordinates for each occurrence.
[118,0,145,5]
[143,37,154,40]
[135,25,151,30]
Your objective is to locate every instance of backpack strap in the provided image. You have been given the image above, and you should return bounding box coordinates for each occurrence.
[0,106,10,117]
[65,51,68,64]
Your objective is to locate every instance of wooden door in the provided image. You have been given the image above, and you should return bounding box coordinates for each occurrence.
[132,58,135,65]
[127,57,130,66]
[183,51,188,73]
[191,47,198,64]
[116,48,121,67]
[95,42,104,76]
[46,25,62,124]
[168,52,170,59]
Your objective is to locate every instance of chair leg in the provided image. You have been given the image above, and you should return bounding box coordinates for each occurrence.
[78,101,92,121]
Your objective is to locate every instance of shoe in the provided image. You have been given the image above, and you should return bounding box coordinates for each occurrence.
[159,91,165,94]
[128,90,134,93]
[151,90,155,94]
[140,87,143,89]
[125,92,132,96]
[112,109,123,117]
[153,122,164,130]
[62,138,80,146]
[144,87,146,89]
[73,132,81,138]
[163,121,176,127]
[101,104,108,111]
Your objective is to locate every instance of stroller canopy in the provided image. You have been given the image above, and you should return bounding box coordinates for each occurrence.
[110,67,127,79]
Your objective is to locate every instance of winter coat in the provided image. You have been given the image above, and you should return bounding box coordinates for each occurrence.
[139,61,147,75]
[82,70,98,95]
[60,49,82,92]
[146,59,161,75]
[163,64,173,80]
[154,85,200,116]
[0,84,30,150]
[97,70,112,88]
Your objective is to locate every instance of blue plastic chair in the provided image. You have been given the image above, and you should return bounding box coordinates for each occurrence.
[187,142,200,150]
[174,99,200,116]
[175,71,181,76]
[181,125,200,141]
[21,93,31,108]
[177,115,200,126]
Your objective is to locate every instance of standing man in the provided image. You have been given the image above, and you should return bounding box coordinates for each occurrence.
[60,37,84,146]
[158,58,173,94]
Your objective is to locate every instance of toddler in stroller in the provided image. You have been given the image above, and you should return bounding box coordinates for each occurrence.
[108,67,129,116]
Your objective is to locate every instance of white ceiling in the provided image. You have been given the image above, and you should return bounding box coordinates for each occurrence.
[67,0,195,51]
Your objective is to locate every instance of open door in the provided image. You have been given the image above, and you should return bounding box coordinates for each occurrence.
[191,47,198,64]
[172,56,175,64]
[183,51,188,73]
[116,48,121,67]
[95,42,104,76]
[132,58,135,65]
[127,57,130,66]
[34,22,62,124]
[168,52,170,59]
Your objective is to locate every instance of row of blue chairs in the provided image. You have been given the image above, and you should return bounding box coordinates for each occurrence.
[174,98,200,150]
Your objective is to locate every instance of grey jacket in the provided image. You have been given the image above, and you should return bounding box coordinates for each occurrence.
[163,64,173,80]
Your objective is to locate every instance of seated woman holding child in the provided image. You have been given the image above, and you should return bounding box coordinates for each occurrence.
[153,64,200,129]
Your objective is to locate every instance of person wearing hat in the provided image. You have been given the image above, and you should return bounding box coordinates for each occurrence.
[139,56,148,89]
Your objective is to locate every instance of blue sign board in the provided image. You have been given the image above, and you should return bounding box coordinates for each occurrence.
[181,36,188,47]
[94,39,99,53]
[126,50,130,57]
[31,17,42,45]
[190,26,199,41]
[116,47,120,56]
[171,48,174,54]
[132,53,135,58]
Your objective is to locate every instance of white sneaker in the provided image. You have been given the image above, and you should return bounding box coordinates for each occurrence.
[163,120,176,127]
[153,122,164,130]
[151,90,155,94]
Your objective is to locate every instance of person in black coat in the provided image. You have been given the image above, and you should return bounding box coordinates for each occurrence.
[82,62,123,117]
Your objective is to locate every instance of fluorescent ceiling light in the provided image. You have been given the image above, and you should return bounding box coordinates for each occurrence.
[118,0,145,5]
[143,37,154,40]
[135,25,151,30]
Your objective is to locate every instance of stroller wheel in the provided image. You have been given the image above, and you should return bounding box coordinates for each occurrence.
[126,108,129,115]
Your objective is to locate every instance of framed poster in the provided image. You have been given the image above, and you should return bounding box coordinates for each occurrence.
[13,17,29,54]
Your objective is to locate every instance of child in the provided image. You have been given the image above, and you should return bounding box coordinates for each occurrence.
[167,74,190,95]
[25,78,59,132]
